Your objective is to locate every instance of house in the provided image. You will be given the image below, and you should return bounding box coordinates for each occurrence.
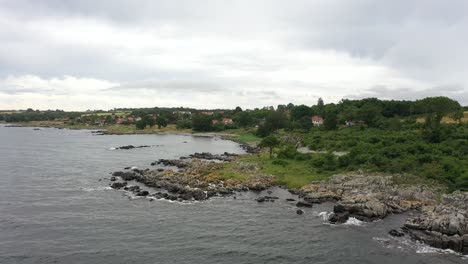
[345,120,355,126]
[311,115,324,126]
[95,120,107,126]
[201,111,214,115]
[173,111,192,115]
[135,117,142,122]
[117,117,126,124]
[346,120,366,126]
[127,117,135,123]
[222,118,233,124]
[212,119,218,125]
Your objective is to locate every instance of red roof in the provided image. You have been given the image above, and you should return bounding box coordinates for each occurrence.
[311,115,324,122]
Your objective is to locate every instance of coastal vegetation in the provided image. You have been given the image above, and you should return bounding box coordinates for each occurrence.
[2,96,467,190]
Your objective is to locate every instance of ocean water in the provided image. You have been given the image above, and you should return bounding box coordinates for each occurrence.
[0,125,465,263]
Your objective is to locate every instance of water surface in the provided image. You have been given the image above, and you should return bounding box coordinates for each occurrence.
[0,125,465,263]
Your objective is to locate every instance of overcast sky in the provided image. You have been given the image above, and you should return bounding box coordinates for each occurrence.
[0,0,467,110]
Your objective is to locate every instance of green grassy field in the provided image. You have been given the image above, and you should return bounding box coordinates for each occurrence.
[218,153,335,189]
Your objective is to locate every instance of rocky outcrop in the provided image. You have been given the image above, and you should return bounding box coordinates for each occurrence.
[110,158,274,202]
[404,191,468,254]
[116,145,151,150]
[299,174,440,222]
[185,152,236,161]
[151,159,189,168]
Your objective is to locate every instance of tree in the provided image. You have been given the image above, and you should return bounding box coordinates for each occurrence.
[317,97,325,116]
[451,109,464,125]
[192,114,213,131]
[358,103,382,127]
[156,116,168,129]
[259,135,280,158]
[136,120,146,130]
[234,111,253,127]
[291,105,311,121]
[145,116,156,128]
[324,111,338,130]
[418,97,461,142]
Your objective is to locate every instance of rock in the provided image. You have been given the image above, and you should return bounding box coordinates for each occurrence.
[403,191,468,253]
[329,212,350,224]
[110,182,127,189]
[296,209,304,215]
[286,198,296,202]
[333,204,346,214]
[188,152,233,162]
[256,197,266,202]
[116,145,151,150]
[136,190,149,196]
[389,229,405,237]
[296,201,313,208]
[110,176,116,181]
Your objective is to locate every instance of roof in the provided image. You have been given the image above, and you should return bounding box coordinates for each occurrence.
[311,115,324,122]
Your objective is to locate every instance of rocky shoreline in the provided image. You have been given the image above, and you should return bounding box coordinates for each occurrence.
[109,152,274,202]
[107,151,467,255]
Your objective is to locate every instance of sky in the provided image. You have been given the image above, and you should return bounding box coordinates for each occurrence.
[0,0,467,111]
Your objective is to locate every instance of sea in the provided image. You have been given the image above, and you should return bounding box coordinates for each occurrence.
[0,125,466,263]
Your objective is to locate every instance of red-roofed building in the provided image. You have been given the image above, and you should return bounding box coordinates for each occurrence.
[127,117,135,123]
[222,118,233,124]
[212,119,219,125]
[311,115,324,126]
[117,118,126,124]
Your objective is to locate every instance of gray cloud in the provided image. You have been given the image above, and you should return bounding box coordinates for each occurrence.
[106,79,224,93]
[1,0,468,109]
[346,84,468,103]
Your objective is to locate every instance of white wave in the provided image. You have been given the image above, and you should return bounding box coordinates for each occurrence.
[109,147,116,150]
[317,211,332,221]
[81,186,112,192]
[343,217,365,226]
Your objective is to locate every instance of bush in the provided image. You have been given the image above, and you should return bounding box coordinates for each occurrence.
[272,159,289,167]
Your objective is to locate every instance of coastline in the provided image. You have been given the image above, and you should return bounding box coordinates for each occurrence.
[3,122,468,255]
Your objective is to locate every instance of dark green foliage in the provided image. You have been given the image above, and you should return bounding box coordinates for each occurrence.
[256,110,289,137]
[303,124,468,190]
[156,116,168,129]
[272,159,289,167]
[191,115,213,131]
[259,135,280,158]
[135,120,146,130]
[324,111,338,130]
[176,119,192,129]
[233,111,253,127]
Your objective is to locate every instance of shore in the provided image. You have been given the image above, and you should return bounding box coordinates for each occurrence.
[107,148,468,255]
[7,121,260,144]
[5,122,468,255]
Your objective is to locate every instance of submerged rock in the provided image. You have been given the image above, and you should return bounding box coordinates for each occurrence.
[110,181,127,189]
[296,201,313,208]
[389,229,405,237]
[296,209,304,215]
[329,212,350,224]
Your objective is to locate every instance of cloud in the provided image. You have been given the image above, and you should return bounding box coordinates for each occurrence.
[1,0,468,110]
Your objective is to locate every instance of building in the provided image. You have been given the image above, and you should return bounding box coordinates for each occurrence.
[222,118,233,124]
[311,115,324,126]
[201,111,214,115]
[212,119,219,125]
[127,117,135,123]
[117,117,126,124]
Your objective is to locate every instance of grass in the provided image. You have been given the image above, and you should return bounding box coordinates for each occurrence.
[218,153,334,189]
[221,128,261,143]
[416,111,468,124]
